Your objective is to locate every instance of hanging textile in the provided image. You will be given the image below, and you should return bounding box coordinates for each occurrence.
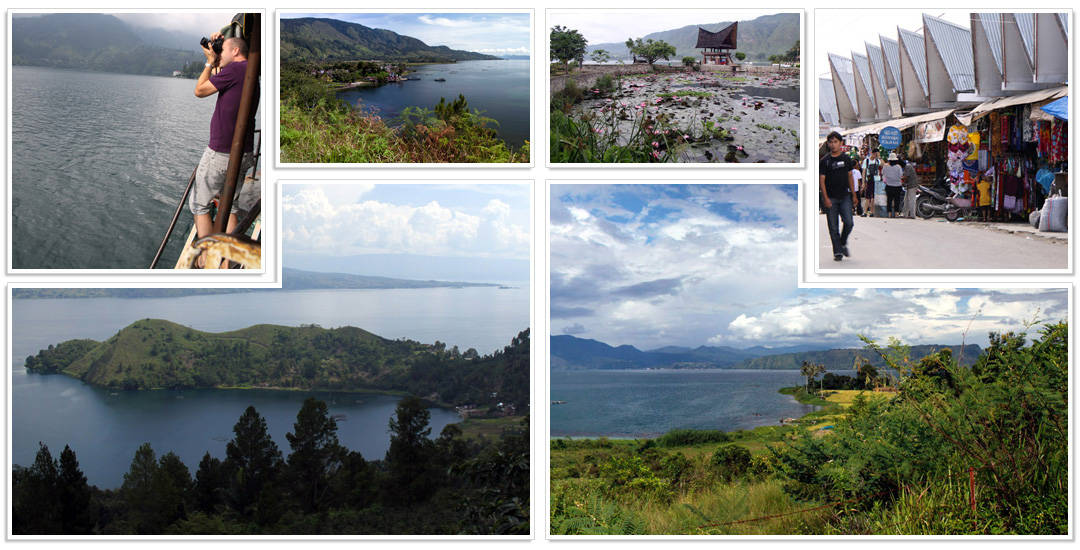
[1051,120,1067,164]
[1023,105,1035,142]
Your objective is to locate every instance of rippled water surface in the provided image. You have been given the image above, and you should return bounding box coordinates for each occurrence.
[12,66,262,269]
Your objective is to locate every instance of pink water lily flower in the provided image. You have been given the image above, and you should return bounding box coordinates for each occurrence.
[651,151,660,159]
[651,141,659,148]
[682,134,690,139]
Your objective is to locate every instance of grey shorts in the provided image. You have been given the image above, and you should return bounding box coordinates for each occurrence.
[189,147,258,217]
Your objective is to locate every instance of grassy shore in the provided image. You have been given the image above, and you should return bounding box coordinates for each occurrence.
[552,326,1066,535]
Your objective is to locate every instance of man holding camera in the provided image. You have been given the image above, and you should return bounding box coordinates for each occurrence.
[191,31,258,246]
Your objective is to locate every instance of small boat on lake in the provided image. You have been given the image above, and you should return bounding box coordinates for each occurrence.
[434,77,446,82]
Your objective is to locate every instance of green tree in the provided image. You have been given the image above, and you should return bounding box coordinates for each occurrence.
[194,452,226,514]
[626,38,676,70]
[551,25,587,74]
[223,406,283,520]
[681,56,697,70]
[590,48,611,65]
[735,51,747,61]
[58,445,92,534]
[286,397,346,513]
[121,443,163,533]
[155,452,193,527]
[12,443,62,534]
[385,396,435,503]
[800,360,815,391]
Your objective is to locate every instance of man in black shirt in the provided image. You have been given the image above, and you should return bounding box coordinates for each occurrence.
[819,131,858,262]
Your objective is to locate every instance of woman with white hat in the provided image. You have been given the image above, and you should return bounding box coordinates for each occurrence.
[882,152,904,218]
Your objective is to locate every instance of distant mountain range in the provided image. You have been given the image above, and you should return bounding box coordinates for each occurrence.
[11,13,203,76]
[285,253,529,284]
[280,17,499,63]
[586,13,799,62]
[11,268,501,300]
[550,334,981,370]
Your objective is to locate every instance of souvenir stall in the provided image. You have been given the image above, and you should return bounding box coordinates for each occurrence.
[953,88,1069,224]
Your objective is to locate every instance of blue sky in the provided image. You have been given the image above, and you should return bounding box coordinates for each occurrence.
[282,12,531,56]
[550,184,1066,349]
[283,182,530,260]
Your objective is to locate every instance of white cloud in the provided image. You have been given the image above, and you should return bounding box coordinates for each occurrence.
[719,289,1066,348]
[551,184,798,348]
[477,47,530,54]
[284,186,527,258]
[418,15,471,27]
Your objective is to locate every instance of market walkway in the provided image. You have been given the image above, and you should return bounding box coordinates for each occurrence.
[818,214,1068,270]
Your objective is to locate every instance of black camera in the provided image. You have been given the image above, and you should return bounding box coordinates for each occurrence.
[200,36,225,55]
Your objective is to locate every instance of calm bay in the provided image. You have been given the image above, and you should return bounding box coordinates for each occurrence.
[550,369,820,438]
[12,287,529,487]
[337,59,530,148]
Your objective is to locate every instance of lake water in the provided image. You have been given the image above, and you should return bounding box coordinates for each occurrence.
[550,369,820,438]
[10,66,262,269]
[337,59,530,148]
[11,287,529,487]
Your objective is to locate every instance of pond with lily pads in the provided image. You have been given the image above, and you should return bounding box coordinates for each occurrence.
[568,70,800,163]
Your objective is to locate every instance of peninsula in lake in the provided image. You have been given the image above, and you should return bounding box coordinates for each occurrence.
[279,12,531,163]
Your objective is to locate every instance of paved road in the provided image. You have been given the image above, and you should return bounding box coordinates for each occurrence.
[818,214,1068,270]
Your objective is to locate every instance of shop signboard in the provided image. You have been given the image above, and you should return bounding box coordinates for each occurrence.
[879,126,902,150]
[915,118,947,143]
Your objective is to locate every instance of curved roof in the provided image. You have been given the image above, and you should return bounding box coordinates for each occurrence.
[696,23,737,49]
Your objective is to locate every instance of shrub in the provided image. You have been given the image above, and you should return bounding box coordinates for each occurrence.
[711,444,752,481]
[655,429,729,447]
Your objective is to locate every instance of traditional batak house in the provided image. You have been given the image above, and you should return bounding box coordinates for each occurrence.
[696,23,737,65]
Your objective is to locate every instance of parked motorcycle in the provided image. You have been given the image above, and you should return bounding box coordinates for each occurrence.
[915,176,977,221]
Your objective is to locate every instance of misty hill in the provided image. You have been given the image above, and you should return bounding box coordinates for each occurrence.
[24,319,529,409]
[11,13,203,76]
[586,13,799,62]
[11,268,501,300]
[551,334,981,370]
[281,17,499,63]
[550,335,821,370]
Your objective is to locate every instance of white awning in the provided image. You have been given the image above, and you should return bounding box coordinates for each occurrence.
[839,108,955,140]
[954,86,1068,125]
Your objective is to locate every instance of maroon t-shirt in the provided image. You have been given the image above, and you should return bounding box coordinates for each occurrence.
[208,60,258,153]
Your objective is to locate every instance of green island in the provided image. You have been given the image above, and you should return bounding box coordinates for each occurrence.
[15,322,529,535]
[24,319,527,410]
[551,323,1066,535]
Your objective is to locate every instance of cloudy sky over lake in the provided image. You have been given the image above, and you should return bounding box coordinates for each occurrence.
[550,183,1067,349]
[282,12,531,56]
